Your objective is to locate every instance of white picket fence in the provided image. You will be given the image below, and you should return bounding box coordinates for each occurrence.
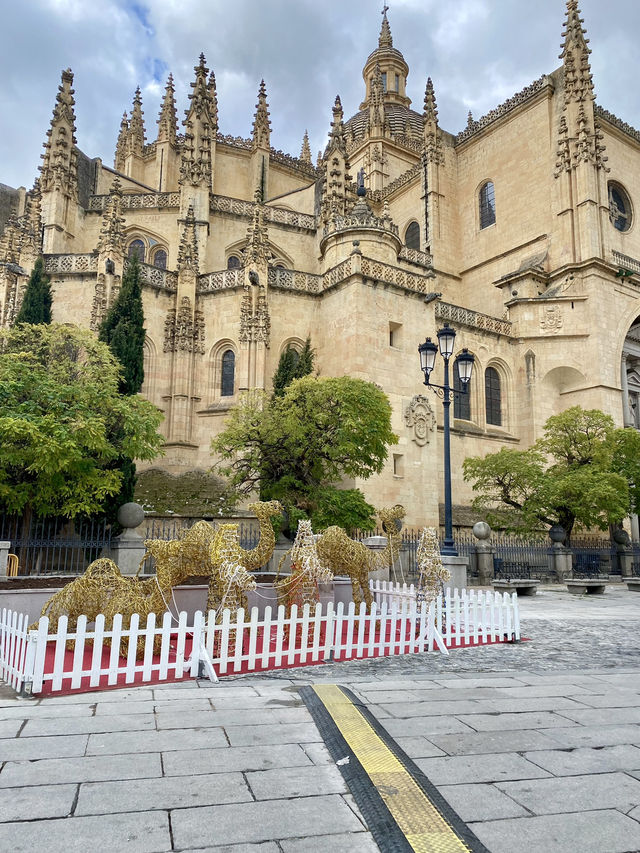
[0,584,520,696]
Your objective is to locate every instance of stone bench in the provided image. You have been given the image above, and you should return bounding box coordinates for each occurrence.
[566,579,607,595]
[625,579,640,592]
[493,579,540,596]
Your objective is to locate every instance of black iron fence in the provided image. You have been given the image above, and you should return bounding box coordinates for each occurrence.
[1,515,113,576]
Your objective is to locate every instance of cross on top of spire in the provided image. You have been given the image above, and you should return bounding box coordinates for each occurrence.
[379,3,392,47]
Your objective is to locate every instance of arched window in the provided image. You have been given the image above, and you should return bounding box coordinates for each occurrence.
[479,182,496,230]
[608,182,632,232]
[227,255,241,270]
[485,366,502,426]
[152,249,167,270]
[221,350,235,397]
[128,239,145,262]
[453,360,471,421]
[405,221,420,250]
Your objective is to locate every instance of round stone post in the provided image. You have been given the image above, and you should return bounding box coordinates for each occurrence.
[613,528,633,578]
[472,521,494,585]
[549,525,571,581]
[110,503,146,576]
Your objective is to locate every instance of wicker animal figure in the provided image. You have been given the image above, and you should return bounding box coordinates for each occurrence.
[206,500,282,614]
[35,521,217,656]
[316,505,405,613]
[275,520,333,616]
[207,524,258,614]
[415,526,450,609]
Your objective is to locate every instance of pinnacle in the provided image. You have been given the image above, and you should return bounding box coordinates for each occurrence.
[379,4,393,48]
[300,130,311,164]
[61,68,74,83]
[423,77,438,123]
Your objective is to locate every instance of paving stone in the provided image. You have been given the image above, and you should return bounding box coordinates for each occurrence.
[86,727,227,755]
[94,700,156,716]
[210,695,303,711]
[381,715,476,738]
[571,692,640,708]
[155,707,309,730]
[171,795,363,849]
[476,696,588,713]
[22,713,155,737]
[456,711,571,731]
[0,751,162,787]
[542,724,640,749]
[628,804,640,822]
[555,706,640,726]
[438,782,529,821]
[497,772,640,815]
[0,810,171,853]
[392,736,446,758]
[225,722,322,747]
[0,733,88,761]
[178,845,279,853]
[280,832,380,852]
[470,808,640,853]
[429,729,561,756]
[433,677,527,689]
[379,699,488,717]
[299,742,335,766]
[492,684,595,698]
[0,719,22,738]
[357,688,505,703]
[162,744,312,777]
[43,688,154,705]
[75,771,251,815]
[523,744,640,776]
[0,703,93,720]
[153,698,213,713]
[415,752,552,785]
[0,783,77,822]
[246,764,347,799]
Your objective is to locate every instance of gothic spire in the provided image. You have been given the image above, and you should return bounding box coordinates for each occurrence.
[329,95,346,154]
[40,68,78,199]
[180,54,215,188]
[177,205,199,273]
[114,111,129,171]
[300,130,311,164]
[559,0,593,104]
[208,70,219,133]
[128,87,146,155]
[157,74,177,144]
[244,188,270,267]
[423,77,438,125]
[252,80,271,150]
[379,4,392,48]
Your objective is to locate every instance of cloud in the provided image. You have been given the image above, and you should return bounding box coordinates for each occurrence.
[0,0,639,188]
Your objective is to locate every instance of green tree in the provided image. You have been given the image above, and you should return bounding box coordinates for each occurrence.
[271,337,315,397]
[463,407,637,541]
[98,255,147,517]
[15,257,52,325]
[99,254,145,396]
[212,376,397,533]
[0,323,164,521]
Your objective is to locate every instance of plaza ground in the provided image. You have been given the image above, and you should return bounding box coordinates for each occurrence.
[1,584,640,852]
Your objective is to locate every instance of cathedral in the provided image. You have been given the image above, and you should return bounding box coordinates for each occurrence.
[1,2,640,530]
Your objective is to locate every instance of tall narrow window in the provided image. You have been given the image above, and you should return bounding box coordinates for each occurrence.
[381,72,387,91]
[479,182,496,229]
[153,249,167,270]
[128,239,145,262]
[485,366,502,426]
[454,361,471,421]
[395,74,400,93]
[221,350,235,397]
[405,221,420,250]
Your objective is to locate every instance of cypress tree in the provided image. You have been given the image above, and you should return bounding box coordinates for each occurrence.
[272,337,315,397]
[98,254,146,523]
[99,253,145,395]
[15,257,52,325]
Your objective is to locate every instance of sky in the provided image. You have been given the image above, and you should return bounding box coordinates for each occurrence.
[1,0,640,189]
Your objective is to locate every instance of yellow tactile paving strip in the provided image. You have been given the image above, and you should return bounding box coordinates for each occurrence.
[313,684,473,853]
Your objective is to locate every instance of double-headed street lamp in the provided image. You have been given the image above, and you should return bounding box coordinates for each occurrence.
[418,323,474,556]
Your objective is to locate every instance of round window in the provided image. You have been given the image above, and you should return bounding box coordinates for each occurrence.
[608,182,632,232]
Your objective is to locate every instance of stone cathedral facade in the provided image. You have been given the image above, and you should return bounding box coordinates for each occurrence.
[2,2,640,530]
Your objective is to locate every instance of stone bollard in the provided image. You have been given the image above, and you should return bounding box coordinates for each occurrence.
[0,542,10,578]
[612,529,632,578]
[472,521,494,585]
[110,503,147,576]
[549,525,570,581]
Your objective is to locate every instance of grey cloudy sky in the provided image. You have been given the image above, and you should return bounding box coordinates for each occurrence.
[1,0,639,189]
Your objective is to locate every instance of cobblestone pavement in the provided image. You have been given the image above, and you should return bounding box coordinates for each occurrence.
[0,585,639,852]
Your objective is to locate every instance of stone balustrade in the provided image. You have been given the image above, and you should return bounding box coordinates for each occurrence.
[435,301,513,337]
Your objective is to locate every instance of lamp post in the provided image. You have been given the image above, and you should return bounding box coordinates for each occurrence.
[418,323,474,556]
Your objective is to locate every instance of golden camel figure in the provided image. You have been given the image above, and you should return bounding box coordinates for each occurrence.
[275,519,333,616]
[33,520,218,656]
[315,505,406,612]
